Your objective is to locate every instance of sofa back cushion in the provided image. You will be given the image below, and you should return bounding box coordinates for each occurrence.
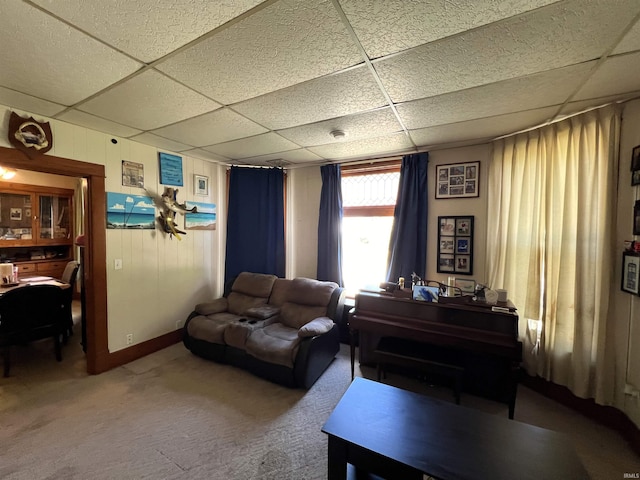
[269,278,292,307]
[232,272,277,298]
[279,302,328,329]
[287,277,338,306]
[227,292,268,315]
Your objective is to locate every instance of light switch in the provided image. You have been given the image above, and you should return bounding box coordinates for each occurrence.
[114,259,122,270]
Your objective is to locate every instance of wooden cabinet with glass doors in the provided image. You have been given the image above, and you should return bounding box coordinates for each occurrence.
[0,183,74,279]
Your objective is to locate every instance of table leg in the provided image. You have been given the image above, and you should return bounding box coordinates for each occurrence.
[327,435,348,480]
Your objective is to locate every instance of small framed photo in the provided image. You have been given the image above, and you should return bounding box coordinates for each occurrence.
[10,208,22,220]
[24,208,31,218]
[454,278,476,295]
[437,216,474,275]
[633,170,640,186]
[622,252,640,295]
[634,201,640,236]
[435,161,480,199]
[122,160,144,188]
[631,145,640,172]
[194,174,209,196]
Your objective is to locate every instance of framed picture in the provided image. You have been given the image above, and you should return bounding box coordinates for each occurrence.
[437,216,474,275]
[159,152,184,186]
[631,145,640,172]
[633,170,640,186]
[122,160,144,188]
[622,252,640,295]
[194,174,209,196]
[634,201,640,236]
[10,208,22,220]
[454,278,476,295]
[435,161,480,199]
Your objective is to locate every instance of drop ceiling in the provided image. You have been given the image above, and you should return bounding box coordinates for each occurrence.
[2,0,640,168]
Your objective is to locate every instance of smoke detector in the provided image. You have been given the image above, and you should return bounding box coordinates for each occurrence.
[330,129,346,139]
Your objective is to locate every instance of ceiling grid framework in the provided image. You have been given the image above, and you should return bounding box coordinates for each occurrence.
[0,0,638,167]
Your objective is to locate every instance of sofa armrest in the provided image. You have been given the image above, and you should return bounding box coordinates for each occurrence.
[195,298,228,316]
[245,304,280,320]
[298,317,334,338]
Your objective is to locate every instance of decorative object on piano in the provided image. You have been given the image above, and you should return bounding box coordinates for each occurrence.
[496,289,508,303]
[410,272,423,288]
[8,111,53,158]
[435,161,480,199]
[437,216,474,275]
[621,251,640,295]
[634,200,640,236]
[412,284,439,302]
[454,278,476,295]
[632,145,640,186]
[380,281,399,292]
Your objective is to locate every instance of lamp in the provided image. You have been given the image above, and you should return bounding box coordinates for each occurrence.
[0,166,16,180]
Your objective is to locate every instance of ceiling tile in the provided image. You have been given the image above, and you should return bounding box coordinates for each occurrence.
[31,0,266,63]
[308,132,413,161]
[203,132,300,159]
[156,0,363,104]
[277,107,402,146]
[183,148,230,163]
[0,1,141,106]
[340,0,558,59]
[397,62,592,130]
[78,70,221,131]
[241,149,324,166]
[0,87,65,117]
[130,133,194,153]
[233,66,387,130]
[374,0,640,102]
[409,106,560,148]
[612,18,640,54]
[57,109,142,138]
[152,108,268,147]
[558,91,640,118]
[574,52,640,101]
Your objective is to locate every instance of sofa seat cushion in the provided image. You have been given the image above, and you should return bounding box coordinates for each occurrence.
[298,317,334,337]
[245,323,301,368]
[279,302,327,329]
[224,317,275,350]
[187,312,241,344]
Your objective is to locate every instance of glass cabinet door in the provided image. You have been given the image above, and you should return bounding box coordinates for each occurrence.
[38,194,71,242]
[0,192,33,242]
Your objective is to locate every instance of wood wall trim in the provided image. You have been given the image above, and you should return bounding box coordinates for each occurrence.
[106,330,183,369]
[521,374,640,456]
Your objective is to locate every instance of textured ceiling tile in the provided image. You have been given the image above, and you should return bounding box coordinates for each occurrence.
[57,109,143,138]
[203,133,300,159]
[612,19,640,54]
[233,66,387,130]
[0,1,141,106]
[341,0,558,59]
[0,87,65,117]
[78,70,221,131]
[397,62,593,130]
[277,107,402,146]
[409,106,559,148]
[157,0,363,104]
[152,109,268,147]
[558,91,640,117]
[375,0,640,102]
[308,132,413,160]
[241,148,324,165]
[574,52,640,101]
[31,0,265,63]
[183,148,230,163]
[130,133,194,153]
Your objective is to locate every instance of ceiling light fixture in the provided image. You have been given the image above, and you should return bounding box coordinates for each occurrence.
[330,129,346,140]
[0,166,17,180]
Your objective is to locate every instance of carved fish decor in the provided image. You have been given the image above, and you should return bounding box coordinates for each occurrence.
[157,187,197,240]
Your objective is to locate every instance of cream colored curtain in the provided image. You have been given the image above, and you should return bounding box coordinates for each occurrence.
[487,105,620,403]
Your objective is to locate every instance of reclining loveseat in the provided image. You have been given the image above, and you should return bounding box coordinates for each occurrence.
[182,272,345,388]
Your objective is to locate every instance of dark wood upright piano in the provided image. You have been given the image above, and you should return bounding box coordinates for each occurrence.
[349,290,523,418]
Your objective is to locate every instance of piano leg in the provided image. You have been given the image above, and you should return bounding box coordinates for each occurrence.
[350,328,357,380]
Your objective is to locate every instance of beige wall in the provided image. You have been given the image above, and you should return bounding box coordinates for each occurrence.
[0,106,224,353]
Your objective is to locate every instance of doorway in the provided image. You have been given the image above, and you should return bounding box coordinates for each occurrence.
[0,146,108,374]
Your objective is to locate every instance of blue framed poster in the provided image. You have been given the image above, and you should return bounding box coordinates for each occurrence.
[159,152,184,186]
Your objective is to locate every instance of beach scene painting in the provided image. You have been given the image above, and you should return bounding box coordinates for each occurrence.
[107,192,156,229]
[184,201,216,230]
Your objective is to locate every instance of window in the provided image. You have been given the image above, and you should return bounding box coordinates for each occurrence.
[341,161,400,296]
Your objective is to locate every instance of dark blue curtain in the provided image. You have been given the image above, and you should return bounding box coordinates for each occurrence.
[386,152,429,283]
[225,167,285,284]
[317,164,343,286]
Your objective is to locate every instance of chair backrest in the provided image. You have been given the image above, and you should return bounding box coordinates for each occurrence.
[0,285,66,341]
[61,261,80,287]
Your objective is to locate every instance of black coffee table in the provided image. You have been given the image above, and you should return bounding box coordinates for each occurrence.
[322,378,589,480]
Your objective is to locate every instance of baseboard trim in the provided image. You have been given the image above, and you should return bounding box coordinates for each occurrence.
[521,374,640,456]
[106,329,183,370]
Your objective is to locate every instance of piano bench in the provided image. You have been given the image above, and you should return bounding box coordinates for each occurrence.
[374,337,465,405]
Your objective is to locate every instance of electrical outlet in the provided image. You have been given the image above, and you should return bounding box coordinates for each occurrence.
[114,259,122,270]
[175,320,182,330]
[126,333,133,345]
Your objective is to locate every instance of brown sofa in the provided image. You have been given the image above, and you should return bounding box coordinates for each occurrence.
[183,272,345,388]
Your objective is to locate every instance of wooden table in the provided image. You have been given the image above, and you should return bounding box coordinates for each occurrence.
[322,378,589,480]
[0,277,69,294]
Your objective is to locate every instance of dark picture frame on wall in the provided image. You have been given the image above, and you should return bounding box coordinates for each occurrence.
[621,252,640,295]
[634,200,640,236]
[435,161,480,199]
[437,216,474,275]
[631,145,640,186]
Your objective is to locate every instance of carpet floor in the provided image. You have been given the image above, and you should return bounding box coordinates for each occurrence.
[1,328,639,479]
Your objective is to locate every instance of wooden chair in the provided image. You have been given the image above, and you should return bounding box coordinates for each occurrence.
[0,284,67,377]
[60,261,80,341]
